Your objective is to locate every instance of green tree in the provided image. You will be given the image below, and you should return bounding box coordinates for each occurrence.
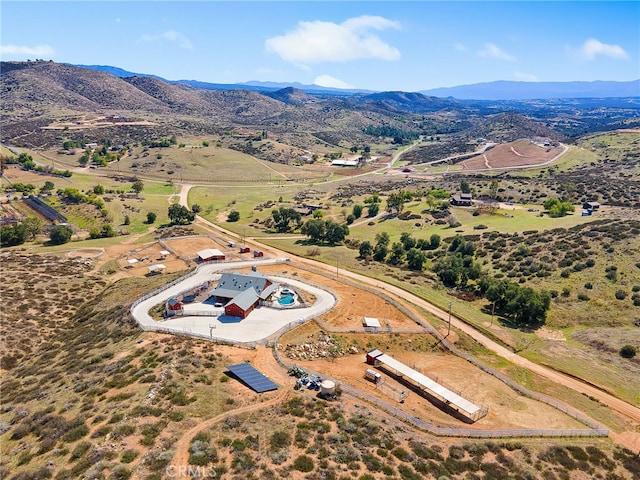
[400,232,416,250]
[146,212,157,224]
[352,204,363,218]
[367,202,380,218]
[123,215,130,225]
[300,218,325,242]
[324,221,349,245]
[543,197,575,217]
[386,192,406,214]
[49,224,73,245]
[271,207,302,233]
[93,184,105,195]
[131,180,144,195]
[388,242,405,265]
[22,216,43,240]
[461,180,471,194]
[429,233,441,250]
[191,204,202,214]
[168,204,195,225]
[359,240,373,259]
[0,223,28,247]
[620,345,637,359]
[406,248,427,271]
[373,232,390,262]
[41,181,55,193]
[227,210,240,222]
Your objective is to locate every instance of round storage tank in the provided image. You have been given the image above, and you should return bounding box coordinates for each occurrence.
[320,380,335,395]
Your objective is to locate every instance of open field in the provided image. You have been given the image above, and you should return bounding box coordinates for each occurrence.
[458,140,564,170]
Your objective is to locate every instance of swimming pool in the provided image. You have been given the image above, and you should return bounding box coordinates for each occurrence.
[278,293,295,305]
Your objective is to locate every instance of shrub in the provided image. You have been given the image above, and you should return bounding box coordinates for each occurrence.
[615,290,627,300]
[620,345,637,359]
[292,455,314,472]
[49,225,73,245]
[121,449,139,463]
[584,282,593,289]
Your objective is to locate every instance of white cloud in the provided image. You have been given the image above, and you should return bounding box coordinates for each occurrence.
[265,15,401,64]
[514,71,539,82]
[313,74,354,89]
[477,43,516,61]
[140,30,193,50]
[454,43,467,52]
[0,44,55,57]
[578,38,628,60]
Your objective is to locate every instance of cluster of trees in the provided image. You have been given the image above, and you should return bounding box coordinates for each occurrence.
[359,231,441,270]
[168,204,195,225]
[386,190,413,214]
[363,194,381,217]
[363,125,419,144]
[478,277,551,326]
[543,197,575,217]
[300,219,349,245]
[142,136,178,148]
[271,207,302,233]
[432,236,481,287]
[0,217,43,247]
[6,153,71,177]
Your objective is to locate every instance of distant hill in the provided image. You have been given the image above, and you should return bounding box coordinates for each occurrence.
[263,87,318,105]
[421,80,640,100]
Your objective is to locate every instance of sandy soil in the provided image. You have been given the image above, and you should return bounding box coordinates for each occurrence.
[459,140,563,170]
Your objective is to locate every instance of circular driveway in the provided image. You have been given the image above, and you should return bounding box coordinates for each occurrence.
[130,258,337,343]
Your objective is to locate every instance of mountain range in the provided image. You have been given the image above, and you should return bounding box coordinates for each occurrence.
[73,64,639,100]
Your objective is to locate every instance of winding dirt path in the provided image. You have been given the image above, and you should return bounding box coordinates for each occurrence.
[182,210,640,450]
[168,346,290,470]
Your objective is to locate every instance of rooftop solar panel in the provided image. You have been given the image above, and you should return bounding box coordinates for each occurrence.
[227,363,278,393]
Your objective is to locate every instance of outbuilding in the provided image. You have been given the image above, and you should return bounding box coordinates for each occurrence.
[366,349,383,365]
[239,246,251,254]
[583,201,601,210]
[197,248,225,262]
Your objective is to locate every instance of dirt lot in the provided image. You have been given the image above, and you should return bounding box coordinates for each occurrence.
[162,234,241,261]
[459,140,563,170]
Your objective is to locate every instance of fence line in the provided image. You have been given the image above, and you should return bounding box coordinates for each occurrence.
[129,256,609,438]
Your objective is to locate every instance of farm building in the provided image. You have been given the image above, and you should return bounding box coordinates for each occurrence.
[363,317,381,332]
[197,248,225,262]
[148,264,166,275]
[239,246,251,253]
[365,349,487,423]
[253,250,264,257]
[450,193,473,206]
[331,159,359,167]
[166,297,182,311]
[209,270,279,319]
[583,201,601,210]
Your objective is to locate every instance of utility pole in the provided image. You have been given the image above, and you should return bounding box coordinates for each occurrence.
[447,301,452,337]
[491,301,495,327]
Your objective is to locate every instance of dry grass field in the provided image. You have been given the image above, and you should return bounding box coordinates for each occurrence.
[458,140,564,170]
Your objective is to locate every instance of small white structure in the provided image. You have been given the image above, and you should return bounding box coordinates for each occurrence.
[126,258,139,268]
[320,380,336,395]
[148,264,166,274]
[364,369,382,384]
[159,250,170,258]
[363,317,381,328]
[197,248,225,262]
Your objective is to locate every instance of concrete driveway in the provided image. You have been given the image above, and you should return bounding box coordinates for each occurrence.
[130,258,337,343]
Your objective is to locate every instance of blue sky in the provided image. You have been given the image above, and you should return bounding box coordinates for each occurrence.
[2,1,638,91]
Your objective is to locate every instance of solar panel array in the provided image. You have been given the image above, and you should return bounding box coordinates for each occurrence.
[227,363,278,393]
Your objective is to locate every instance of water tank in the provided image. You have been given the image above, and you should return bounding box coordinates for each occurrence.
[320,380,335,395]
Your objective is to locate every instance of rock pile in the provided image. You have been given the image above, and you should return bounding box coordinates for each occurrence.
[282,331,359,360]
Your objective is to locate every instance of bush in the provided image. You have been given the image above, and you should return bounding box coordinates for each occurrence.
[620,345,637,359]
[227,210,240,222]
[292,455,314,472]
[121,449,139,463]
[615,290,627,300]
[49,224,73,245]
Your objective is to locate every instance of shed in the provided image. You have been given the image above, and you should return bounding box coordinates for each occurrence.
[159,250,170,257]
[239,246,251,254]
[253,250,264,257]
[148,264,166,274]
[366,349,383,365]
[197,248,225,262]
[363,317,381,328]
[167,297,182,311]
[583,201,601,210]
